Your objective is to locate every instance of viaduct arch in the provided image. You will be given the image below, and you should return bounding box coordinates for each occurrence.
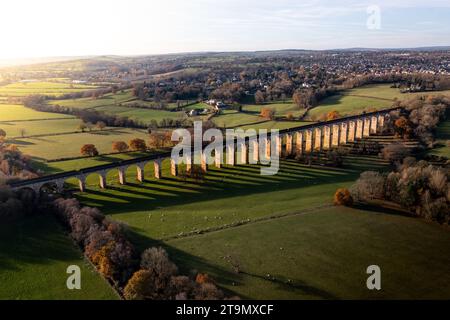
[9,107,400,195]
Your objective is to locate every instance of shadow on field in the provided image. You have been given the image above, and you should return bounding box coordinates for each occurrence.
[124,230,250,299]
[124,228,338,299]
[240,271,338,300]
[0,214,85,271]
[71,158,390,299]
[75,159,379,215]
[7,139,36,145]
[352,202,412,218]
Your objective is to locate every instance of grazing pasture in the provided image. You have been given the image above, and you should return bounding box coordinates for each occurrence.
[64,156,450,299]
[167,206,450,299]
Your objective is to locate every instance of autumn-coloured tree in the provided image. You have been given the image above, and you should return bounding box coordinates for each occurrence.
[123,269,154,300]
[326,110,341,121]
[196,273,214,285]
[96,121,106,131]
[260,107,275,120]
[81,144,99,157]
[286,112,294,121]
[129,138,147,151]
[0,129,6,137]
[90,241,116,279]
[334,188,353,206]
[394,117,412,139]
[148,132,169,149]
[112,141,129,153]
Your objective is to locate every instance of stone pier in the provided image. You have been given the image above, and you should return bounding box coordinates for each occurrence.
[363,117,371,137]
[340,122,348,144]
[154,159,162,179]
[348,121,356,142]
[99,173,107,189]
[201,153,208,172]
[332,124,340,147]
[186,153,192,171]
[265,138,271,159]
[252,139,259,162]
[215,149,222,168]
[356,119,364,139]
[314,127,322,151]
[305,130,313,153]
[296,132,303,154]
[240,142,248,164]
[370,116,378,134]
[323,126,331,150]
[378,114,385,129]
[136,164,145,182]
[275,136,282,156]
[78,179,86,192]
[118,168,126,185]
[285,134,293,155]
[227,143,235,166]
[170,159,178,176]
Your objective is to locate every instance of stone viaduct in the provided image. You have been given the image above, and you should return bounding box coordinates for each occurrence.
[8,107,400,196]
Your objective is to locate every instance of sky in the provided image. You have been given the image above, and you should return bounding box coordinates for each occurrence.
[1,0,450,60]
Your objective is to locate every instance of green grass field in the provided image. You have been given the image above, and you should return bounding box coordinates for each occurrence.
[0,215,118,300]
[308,95,389,120]
[94,107,186,124]
[0,81,98,97]
[307,84,450,120]
[9,128,150,160]
[50,91,135,109]
[242,100,305,118]
[213,110,268,128]
[63,155,450,299]
[211,100,308,129]
[0,104,75,122]
[167,206,450,299]
[0,118,86,137]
